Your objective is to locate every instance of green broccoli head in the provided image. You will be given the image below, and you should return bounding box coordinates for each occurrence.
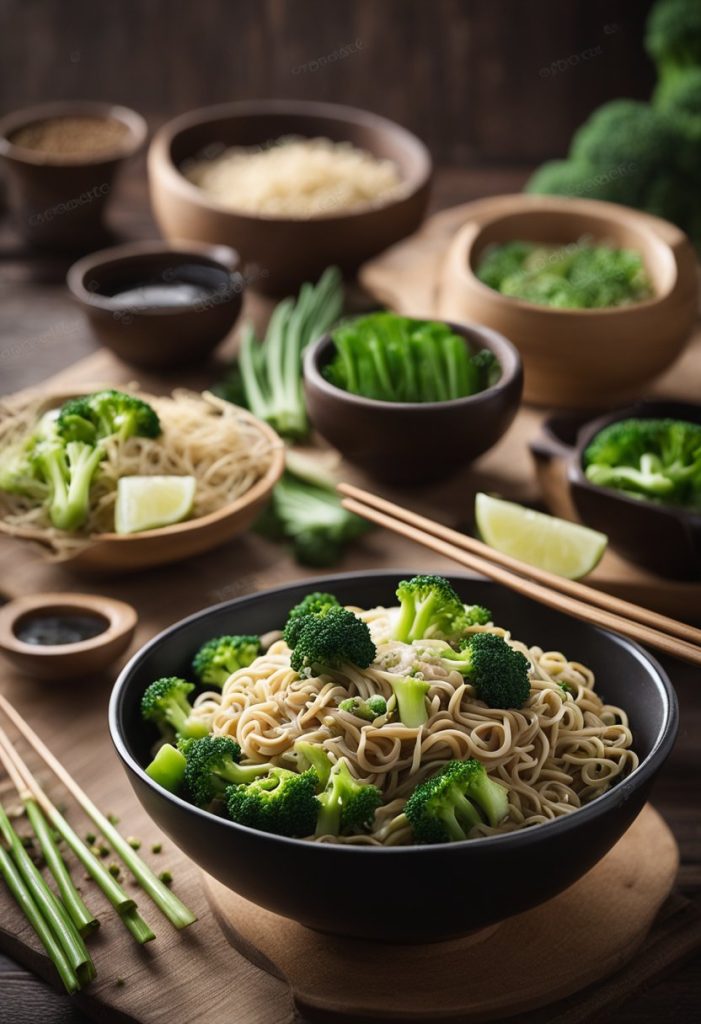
[182,736,271,807]
[191,634,261,688]
[140,677,210,742]
[85,389,161,441]
[0,438,48,500]
[525,159,635,205]
[463,605,493,627]
[289,607,376,675]
[338,694,388,721]
[645,0,701,79]
[404,759,509,843]
[283,591,341,648]
[653,69,701,179]
[55,398,98,445]
[442,632,531,709]
[394,574,471,644]
[226,767,320,837]
[316,760,382,836]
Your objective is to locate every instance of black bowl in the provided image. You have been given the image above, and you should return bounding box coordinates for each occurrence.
[109,572,677,942]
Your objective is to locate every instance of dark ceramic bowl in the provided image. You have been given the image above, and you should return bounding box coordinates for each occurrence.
[531,400,701,579]
[0,101,147,250]
[303,321,523,483]
[67,241,244,369]
[109,571,677,943]
[148,99,432,294]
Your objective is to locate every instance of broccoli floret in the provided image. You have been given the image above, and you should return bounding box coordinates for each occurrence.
[338,695,388,721]
[440,633,531,709]
[31,438,103,531]
[289,607,376,675]
[141,677,210,743]
[293,740,333,787]
[0,439,48,499]
[84,389,161,441]
[526,159,634,204]
[394,575,470,644]
[645,0,701,80]
[404,759,509,843]
[145,743,187,793]
[55,397,98,445]
[463,605,492,627]
[283,592,340,648]
[182,736,271,807]
[191,635,261,688]
[653,69,701,179]
[225,767,319,838]
[583,418,701,506]
[386,676,431,728]
[316,760,382,836]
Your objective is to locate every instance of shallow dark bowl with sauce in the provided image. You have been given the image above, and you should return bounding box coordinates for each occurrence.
[303,321,523,484]
[109,571,677,942]
[530,400,701,579]
[67,240,244,369]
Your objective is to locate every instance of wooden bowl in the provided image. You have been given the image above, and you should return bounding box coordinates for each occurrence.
[303,320,523,483]
[0,592,137,679]
[67,241,244,369]
[148,99,432,294]
[437,194,699,408]
[0,100,147,250]
[0,389,285,575]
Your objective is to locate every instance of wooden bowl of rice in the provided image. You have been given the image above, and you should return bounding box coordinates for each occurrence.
[148,100,432,294]
[0,387,285,574]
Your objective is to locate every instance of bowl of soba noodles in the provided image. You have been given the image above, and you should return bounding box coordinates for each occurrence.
[109,571,677,941]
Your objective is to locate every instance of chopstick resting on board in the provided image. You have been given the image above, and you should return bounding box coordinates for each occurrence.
[337,482,701,667]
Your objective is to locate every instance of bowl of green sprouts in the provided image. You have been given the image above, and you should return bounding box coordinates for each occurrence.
[437,195,699,408]
[302,312,523,484]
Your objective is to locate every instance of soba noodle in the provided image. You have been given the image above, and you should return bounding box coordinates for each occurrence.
[193,605,638,845]
[0,388,279,559]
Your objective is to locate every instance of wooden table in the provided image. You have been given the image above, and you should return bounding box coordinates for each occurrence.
[1,165,700,1024]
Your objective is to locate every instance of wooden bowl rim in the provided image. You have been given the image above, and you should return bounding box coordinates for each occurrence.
[450,193,684,318]
[148,98,433,224]
[0,591,137,657]
[0,100,148,167]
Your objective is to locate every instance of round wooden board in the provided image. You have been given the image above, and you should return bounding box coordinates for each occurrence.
[202,804,678,1023]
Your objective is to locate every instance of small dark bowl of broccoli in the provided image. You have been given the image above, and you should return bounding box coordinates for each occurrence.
[531,399,701,579]
[109,570,677,942]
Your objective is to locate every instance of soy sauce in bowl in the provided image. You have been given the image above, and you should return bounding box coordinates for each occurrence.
[15,611,108,647]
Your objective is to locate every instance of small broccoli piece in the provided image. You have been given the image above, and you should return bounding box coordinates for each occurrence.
[84,389,161,441]
[645,0,701,80]
[141,677,210,742]
[316,760,382,836]
[440,633,531,709]
[289,607,376,675]
[463,605,492,627]
[583,418,701,506]
[405,759,509,843]
[293,740,333,787]
[55,398,98,445]
[225,767,319,837]
[386,676,431,728]
[182,736,271,807]
[394,574,470,644]
[283,592,341,648]
[191,634,261,688]
[31,438,103,531]
[145,743,187,793]
[338,695,388,721]
[526,159,634,205]
[0,439,47,499]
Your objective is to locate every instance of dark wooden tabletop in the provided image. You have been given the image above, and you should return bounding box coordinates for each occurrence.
[0,164,699,1024]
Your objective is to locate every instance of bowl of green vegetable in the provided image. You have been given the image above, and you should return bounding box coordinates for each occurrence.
[437,194,699,408]
[531,400,701,578]
[303,313,523,483]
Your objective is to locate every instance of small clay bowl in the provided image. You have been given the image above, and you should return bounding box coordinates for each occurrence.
[0,593,137,680]
[530,399,701,579]
[67,240,244,369]
[437,194,699,408]
[0,100,147,250]
[303,320,523,484]
[148,99,432,294]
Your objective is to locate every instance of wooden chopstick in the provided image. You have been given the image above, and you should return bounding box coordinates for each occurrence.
[339,488,701,667]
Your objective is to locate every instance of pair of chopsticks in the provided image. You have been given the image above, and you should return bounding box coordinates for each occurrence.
[338,482,701,667]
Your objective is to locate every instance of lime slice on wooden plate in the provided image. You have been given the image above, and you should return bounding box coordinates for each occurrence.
[115,476,196,535]
[474,492,607,580]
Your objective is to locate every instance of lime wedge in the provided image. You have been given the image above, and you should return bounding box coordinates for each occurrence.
[474,492,607,580]
[115,476,196,535]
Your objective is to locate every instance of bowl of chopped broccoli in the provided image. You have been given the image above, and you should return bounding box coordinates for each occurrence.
[110,570,676,941]
[437,194,699,408]
[532,400,701,578]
